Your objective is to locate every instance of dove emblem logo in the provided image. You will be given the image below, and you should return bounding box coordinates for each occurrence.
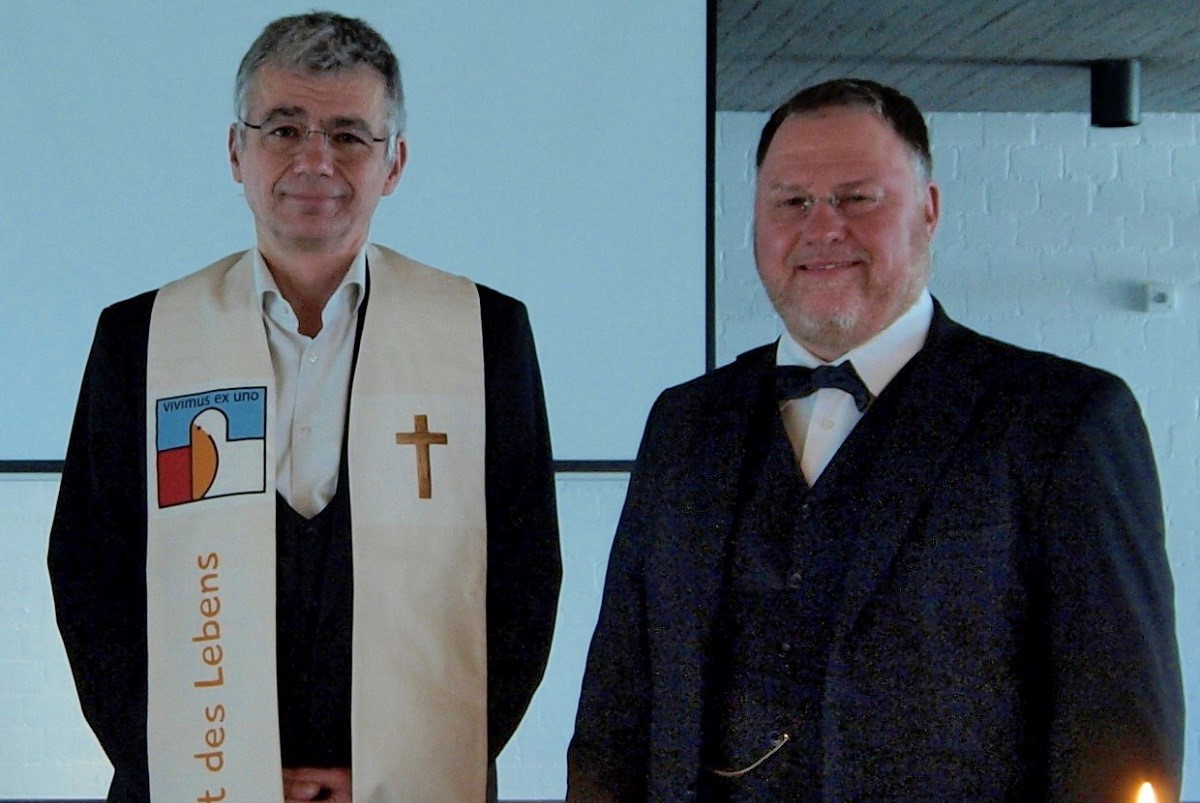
[155,387,267,508]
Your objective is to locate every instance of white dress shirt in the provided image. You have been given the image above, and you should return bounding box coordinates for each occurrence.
[254,249,366,518]
[777,291,934,485]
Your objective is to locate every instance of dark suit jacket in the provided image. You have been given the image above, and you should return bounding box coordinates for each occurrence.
[568,303,1183,802]
[48,273,561,800]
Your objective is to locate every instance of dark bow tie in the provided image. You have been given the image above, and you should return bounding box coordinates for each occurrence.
[775,361,874,412]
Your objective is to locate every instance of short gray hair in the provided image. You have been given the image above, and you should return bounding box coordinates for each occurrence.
[234,12,404,161]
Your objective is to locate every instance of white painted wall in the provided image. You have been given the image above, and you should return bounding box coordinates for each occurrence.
[718,109,1200,798]
[0,1,706,463]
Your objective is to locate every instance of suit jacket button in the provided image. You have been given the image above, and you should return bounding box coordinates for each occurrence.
[787,571,803,589]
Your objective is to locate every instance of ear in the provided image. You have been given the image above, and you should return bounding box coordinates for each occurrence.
[923,180,940,237]
[228,124,243,184]
[380,136,408,197]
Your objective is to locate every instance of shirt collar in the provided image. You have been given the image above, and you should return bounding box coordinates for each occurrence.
[775,290,934,397]
[252,247,367,326]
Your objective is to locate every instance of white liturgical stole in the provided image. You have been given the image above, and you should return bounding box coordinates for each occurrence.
[144,244,488,802]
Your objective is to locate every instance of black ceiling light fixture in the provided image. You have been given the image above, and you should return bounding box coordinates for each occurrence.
[1090,59,1141,127]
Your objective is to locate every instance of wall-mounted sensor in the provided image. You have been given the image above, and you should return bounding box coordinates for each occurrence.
[1144,282,1176,313]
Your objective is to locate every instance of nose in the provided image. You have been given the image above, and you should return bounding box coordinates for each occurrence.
[292,129,335,175]
[800,197,847,243]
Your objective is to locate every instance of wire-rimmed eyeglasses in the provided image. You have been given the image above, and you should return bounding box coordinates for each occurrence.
[238,117,390,163]
[777,192,883,219]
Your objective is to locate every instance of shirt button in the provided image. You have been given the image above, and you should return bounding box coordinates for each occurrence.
[308,353,319,364]
[300,426,312,437]
[820,418,835,431]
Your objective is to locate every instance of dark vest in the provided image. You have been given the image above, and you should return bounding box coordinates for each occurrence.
[699,410,852,801]
[275,462,354,767]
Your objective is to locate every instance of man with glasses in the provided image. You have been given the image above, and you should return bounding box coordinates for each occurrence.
[49,13,560,802]
[567,79,1183,801]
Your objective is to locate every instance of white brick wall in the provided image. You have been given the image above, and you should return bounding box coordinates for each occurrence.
[497,474,627,799]
[718,110,1200,799]
[0,477,111,796]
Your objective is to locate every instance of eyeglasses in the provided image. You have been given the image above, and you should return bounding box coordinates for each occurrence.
[239,117,389,163]
[779,192,883,219]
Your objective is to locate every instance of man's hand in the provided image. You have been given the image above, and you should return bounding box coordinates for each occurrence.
[283,767,352,802]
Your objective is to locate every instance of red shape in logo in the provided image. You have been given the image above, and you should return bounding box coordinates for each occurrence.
[157,446,192,507]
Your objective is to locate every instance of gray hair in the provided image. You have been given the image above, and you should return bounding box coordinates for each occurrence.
[234,12,404,162]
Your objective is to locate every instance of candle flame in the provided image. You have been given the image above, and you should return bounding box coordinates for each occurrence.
[1136,781,1157,803]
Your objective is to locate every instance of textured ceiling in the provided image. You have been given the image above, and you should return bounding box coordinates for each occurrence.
[717,0,1200,114]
